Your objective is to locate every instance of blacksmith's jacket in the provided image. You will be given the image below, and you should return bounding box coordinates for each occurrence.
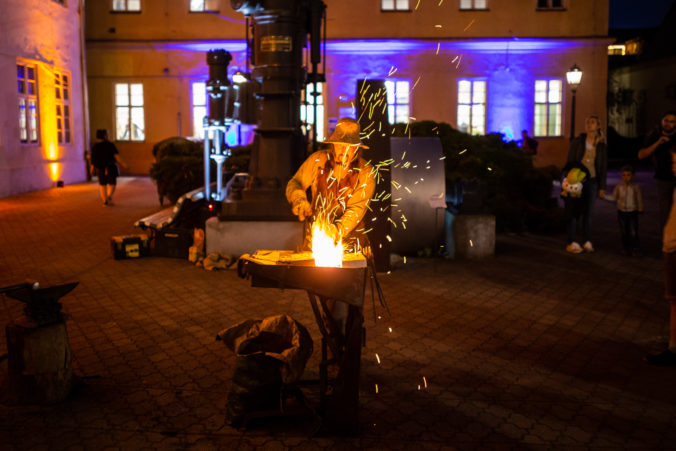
[286,150,376,242]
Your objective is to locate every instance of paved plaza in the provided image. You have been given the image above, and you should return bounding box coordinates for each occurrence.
[1,170,676,450]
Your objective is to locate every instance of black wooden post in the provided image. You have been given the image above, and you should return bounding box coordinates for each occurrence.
[356,79,391,272]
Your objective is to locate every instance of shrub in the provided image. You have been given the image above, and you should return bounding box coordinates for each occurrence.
[149,137,252,205]
[391,121,562,233]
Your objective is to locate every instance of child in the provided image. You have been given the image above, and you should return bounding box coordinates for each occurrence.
[603,165,643,256]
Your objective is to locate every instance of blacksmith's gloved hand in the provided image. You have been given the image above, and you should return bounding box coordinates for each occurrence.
[326,223,342,245]
[292,199,313,222]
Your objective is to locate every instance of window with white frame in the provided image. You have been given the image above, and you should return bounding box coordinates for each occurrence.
[301,83,325,141]
[460,0,487,10]
[112,0,141,11]
[533,79,562,137]
[385,79,410,125]
[192,81,207,139]
[55,70,71,145]
[457,79,486,135]
[189,0,218,12]
[17,62,39,144]
[115,83,145,141]
[381,0,409,11]
[537,0,564,9]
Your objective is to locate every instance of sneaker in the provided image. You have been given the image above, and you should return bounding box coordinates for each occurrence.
[566,242,583,254]
[644,349,676,366]
[583,241,594,253]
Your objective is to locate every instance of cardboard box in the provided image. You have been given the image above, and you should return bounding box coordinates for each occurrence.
[111,234,150,260]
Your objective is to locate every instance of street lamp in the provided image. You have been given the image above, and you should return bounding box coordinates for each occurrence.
[566,64,583,139]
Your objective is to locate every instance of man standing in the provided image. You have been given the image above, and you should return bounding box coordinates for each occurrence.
[638,111,676,229]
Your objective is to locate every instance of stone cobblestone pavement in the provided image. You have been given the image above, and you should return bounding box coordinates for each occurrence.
[1,172,675,450]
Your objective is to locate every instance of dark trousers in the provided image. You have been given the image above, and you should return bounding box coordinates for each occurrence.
[656,179,676,230]
[617,210,640,252]
[566,178,598,244]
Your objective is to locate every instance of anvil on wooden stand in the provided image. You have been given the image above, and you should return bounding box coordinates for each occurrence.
[237,251,371,434]
[1,281,78,404]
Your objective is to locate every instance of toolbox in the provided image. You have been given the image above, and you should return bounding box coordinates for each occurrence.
[111,234,150,260]
[154,228,193,259]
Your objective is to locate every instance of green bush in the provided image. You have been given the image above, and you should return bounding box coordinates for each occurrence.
[149,137,252,205]
[150,138,206,205]
[391,121,562,233]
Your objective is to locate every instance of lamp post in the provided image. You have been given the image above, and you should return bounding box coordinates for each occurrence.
[566,64,582,139]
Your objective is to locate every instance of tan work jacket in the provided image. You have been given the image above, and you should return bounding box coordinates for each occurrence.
[286,150,376,238]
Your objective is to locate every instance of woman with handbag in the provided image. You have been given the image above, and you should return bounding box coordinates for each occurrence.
[564,115,608,253]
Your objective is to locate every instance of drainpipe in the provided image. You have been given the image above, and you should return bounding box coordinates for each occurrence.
[78,0,91,181]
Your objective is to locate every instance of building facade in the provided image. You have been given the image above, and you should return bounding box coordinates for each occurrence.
[0,0,88,198]
[608,3,676,139]
[85,0,610,175]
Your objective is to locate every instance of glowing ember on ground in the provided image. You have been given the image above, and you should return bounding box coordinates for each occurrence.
[311,223,343,267]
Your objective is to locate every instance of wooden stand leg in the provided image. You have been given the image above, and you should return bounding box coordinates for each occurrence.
[6,320,75,404]
[323,304,363,434]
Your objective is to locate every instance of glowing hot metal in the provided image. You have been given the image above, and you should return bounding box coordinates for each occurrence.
[311,223,343,267]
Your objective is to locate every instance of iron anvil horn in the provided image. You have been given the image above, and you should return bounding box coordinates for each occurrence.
[2,281,78,326]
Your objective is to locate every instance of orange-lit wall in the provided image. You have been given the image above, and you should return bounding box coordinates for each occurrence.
[0,0,87,197]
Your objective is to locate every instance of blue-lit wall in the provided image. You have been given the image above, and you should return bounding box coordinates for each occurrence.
[323,39,593,142]
[319,38,607,167]
[101,38,605,172]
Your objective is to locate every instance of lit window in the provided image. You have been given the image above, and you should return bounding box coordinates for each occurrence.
[533,79,562,137]
[385,79,411,125]
[115,83,145,141]
[55,70,72,145]
[301,83,325,141]
[112,0,141,11]
[457,79,486,135]
[537,0,564,9]
[17,62,39,144]
[190,0,218,12]
[382,0,409,11]
[607,45,626,56]
[460,0,487,10]
[192,81,207,139]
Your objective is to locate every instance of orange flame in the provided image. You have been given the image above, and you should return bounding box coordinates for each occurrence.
[311,223,343,267]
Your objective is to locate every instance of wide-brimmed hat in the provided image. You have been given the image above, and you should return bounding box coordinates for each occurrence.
[324,118,369,149]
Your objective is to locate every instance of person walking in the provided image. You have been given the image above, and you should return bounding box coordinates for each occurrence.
[638,110,676,231]
[90,129,126,205]
[564,115,608,253]
[602,165,643,256]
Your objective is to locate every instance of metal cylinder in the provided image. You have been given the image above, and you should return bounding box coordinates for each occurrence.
[231,0,315,190]
[206,50,233,125]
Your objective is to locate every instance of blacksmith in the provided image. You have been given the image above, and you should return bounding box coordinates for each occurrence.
[286,117,376,253]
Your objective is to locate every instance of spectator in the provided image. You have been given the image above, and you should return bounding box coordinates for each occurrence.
[638,110,676,231]
[602,165,643,256]
[564,115,608,253]
[645,152,676,366]
[521,130,538,156]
